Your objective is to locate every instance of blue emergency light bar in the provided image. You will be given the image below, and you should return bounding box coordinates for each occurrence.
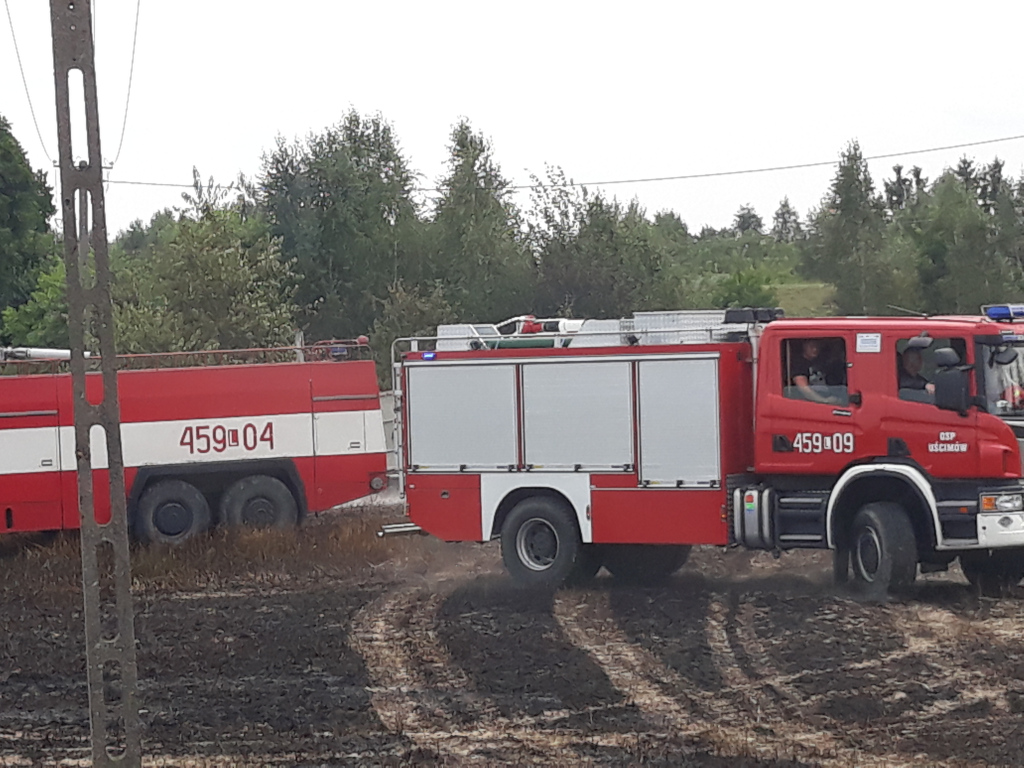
[983,304,1024,321]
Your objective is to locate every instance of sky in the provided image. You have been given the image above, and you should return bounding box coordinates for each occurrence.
[3,0,1024,239]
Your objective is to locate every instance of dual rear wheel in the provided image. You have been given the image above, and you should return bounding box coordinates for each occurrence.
[133,474,298,545]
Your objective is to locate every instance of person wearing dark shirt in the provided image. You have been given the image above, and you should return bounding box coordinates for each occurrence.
[899,348,935,395]
[789,339,841,404]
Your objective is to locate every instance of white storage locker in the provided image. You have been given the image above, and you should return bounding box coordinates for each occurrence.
[637,356,721,486]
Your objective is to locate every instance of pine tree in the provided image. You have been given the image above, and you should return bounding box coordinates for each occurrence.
[430,120,533,321]
[733,204,763,235]
[770,197,803,243]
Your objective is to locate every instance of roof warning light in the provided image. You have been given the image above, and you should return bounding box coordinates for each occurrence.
[983,304,1024,322]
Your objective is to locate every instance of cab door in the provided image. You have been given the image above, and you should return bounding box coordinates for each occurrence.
[881,335,979,478]
[755,331,887,475]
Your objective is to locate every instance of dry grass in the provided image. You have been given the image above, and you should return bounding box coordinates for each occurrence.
[0,506,415,603]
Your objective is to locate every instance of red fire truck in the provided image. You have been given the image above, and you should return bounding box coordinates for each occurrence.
[389,308,1024,596]
[0,343,388,544]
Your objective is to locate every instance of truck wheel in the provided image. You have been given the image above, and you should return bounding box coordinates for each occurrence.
[602,544,691,584]
[849,502,917,596]
[134,479,212,545]
[219,475,298,530]
[501,497,582,588]
[961,551,1024,597]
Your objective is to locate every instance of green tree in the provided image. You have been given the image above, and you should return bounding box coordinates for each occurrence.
[0,257,68,347]
[259,110,423,340]
[804,141,914,314]
[369,281,454,386]
[4,198,298,353]
[0,115,56,338]
[429,120,534,322]
[733,204,763,235]
[711,267,778,308]
[902,172,1016,314]
[770,197,802,243]
[529,170,679,318]
[115,207,297,353]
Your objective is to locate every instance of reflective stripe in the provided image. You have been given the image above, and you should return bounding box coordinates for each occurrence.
[0,409,385,475]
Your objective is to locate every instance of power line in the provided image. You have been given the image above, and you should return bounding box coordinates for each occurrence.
[104,131,1024,193]
[3,0,53,163]
[111,0,141,167]
[538,133,1024,189]
[107,178,194,188]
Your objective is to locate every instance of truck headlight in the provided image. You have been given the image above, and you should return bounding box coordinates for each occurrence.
[981,493,1024,512]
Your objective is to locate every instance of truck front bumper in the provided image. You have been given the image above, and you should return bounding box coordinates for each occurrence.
[977,510,1024,548]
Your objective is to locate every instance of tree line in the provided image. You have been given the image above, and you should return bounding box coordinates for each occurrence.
[3,110,1024,370]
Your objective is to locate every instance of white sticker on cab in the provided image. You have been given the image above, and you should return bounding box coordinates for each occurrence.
[856,333,882,353]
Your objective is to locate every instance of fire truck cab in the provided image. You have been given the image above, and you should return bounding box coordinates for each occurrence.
[393,308,1024,596]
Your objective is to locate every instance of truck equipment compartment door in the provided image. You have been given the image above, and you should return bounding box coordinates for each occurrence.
[637,355,721,487]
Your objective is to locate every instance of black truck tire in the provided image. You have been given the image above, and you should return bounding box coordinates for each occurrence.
[134,479,212,545]
[219,475,299,530]
[849,502,917,596]
[602,544,691,584]
[501,496,583,588]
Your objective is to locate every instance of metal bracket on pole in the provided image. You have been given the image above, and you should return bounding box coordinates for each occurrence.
[50,1,141,764]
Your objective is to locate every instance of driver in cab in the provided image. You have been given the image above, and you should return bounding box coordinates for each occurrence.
[788,339,845,405]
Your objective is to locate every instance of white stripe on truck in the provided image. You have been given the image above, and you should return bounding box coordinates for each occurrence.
[0,409,385,475]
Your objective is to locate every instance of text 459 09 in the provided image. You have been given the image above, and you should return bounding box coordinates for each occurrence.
[793,431,854,454]
[179,422,275,454]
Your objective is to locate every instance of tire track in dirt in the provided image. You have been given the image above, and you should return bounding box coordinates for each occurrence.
[351,584,647,763]
[553,590,826,762]
[555,588,969,768]
[890,605,1008,714]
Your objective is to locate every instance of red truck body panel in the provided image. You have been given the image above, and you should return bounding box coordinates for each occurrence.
[0,359,388,534]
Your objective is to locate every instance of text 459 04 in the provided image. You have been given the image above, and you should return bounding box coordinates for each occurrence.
[179,422,275,454]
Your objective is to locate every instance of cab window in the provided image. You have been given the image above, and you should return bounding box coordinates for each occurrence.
[895,337,966,403]
[782,337,848,405]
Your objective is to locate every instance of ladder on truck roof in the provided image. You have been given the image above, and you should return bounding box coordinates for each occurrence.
[432,308,783,351]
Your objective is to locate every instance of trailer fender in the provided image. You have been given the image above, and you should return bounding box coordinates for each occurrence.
[481,474,592,543]
[825,464,939,550]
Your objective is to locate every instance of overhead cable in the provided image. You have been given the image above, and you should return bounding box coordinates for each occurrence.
[103,132,1024,192]
[111,0,142,166]
[3,0,53,163]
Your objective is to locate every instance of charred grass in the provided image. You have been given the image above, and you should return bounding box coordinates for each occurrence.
[5,530,1024,765]
[0,506,418,603]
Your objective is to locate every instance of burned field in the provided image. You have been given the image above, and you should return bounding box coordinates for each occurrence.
[3,511,1024,766]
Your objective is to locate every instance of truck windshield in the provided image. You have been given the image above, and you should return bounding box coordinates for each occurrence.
[981,342,1024,416]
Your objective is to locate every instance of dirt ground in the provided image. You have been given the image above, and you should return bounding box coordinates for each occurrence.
[3,507,1024,767]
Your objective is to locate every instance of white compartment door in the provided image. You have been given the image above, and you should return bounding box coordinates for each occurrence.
[638,356,720,486]
[522,361,632,470]
[407,363,517,470]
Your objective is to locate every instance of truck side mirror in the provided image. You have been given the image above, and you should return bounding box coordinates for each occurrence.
[934,369,970,415]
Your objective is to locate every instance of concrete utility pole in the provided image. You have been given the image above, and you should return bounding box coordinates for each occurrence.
[49,1,141,764]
